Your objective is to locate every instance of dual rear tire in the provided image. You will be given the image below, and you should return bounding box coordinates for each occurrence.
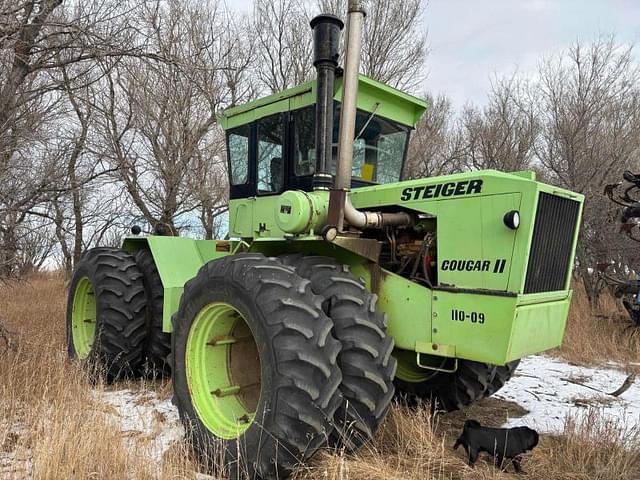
[171,253,397,478]
[134,249,171,377]
[279,254,396,452]
[67,247,171,380]
[66,248,147,380]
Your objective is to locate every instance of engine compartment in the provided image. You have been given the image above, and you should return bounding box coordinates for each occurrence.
[372,218,438,288]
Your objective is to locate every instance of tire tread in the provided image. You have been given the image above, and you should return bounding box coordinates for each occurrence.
[280,254,396,452]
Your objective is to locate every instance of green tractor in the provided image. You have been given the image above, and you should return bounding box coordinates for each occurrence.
[66,4,583,479]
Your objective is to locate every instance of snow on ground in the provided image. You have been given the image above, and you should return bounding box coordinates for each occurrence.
[97,389,183,465]
[1,390,184,479]
[496,355,640,432]
[0,420,31,479]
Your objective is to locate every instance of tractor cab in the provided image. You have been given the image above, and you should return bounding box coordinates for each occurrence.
[219,76,427,200]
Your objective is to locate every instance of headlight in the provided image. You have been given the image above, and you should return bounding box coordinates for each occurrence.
[504,210,520,230]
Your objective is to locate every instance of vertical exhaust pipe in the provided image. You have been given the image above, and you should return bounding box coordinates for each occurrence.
[321,2,414,239]
[332,0,366,231]
[310,14,344,190]
[335,1,365,195]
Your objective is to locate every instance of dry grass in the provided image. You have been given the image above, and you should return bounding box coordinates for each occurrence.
[295,403,640,480]
[1,274,639,479]
[555,280,640,368]
[0,275,157,479]
[524,410,640,480]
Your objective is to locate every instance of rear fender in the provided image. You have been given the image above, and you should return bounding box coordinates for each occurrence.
[122,236,231,332]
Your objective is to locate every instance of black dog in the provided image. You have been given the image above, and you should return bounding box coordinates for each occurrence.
[453,420,539,473]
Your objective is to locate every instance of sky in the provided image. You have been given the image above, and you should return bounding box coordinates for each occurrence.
[231,0,640,109]
[425,0,640,109]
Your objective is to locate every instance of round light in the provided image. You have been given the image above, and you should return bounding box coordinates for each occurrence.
[504,210,520,230]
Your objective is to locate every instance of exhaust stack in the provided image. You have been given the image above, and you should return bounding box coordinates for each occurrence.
[310,14,344,190]
[330,0,366,231]
[326,1,414,236]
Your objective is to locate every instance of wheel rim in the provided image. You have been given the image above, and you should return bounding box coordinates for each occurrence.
[186,302,262,440]
[71,277,97,359]
[393,350,438,383]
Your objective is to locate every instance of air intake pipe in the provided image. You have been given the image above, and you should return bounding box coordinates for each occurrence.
[310,14,344,190]
[329,0,414,233]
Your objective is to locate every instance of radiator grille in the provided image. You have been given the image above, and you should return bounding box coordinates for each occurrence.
[524,193,580,294]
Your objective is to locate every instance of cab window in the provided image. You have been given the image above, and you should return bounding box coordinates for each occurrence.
[293,105,409,184]
[227,124,250,185]
[293,107,315,176]
[257,114,284,194]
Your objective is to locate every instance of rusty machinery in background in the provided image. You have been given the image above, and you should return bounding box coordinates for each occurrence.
[603,171,640,328]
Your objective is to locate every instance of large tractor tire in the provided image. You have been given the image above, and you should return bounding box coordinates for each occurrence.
[394,352,495,412]
[484,360,520,397]
[280,254,396,452]
[134,248,171,378]
[66,247,147,381]
[172,253,342,479]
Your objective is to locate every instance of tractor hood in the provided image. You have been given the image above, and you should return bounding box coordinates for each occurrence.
[350,170,584,296]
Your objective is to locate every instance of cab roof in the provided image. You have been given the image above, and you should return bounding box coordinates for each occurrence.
[218,74,428,131]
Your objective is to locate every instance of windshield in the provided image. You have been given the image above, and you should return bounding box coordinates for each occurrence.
[293,104,409,184]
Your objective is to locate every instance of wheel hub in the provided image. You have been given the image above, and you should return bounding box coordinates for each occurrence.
[186,302,262,439]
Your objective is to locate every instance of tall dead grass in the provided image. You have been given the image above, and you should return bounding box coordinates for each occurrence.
[0,274,157,479]
[296,403,640,480]
[557,280,640,367]
[525,409,640,480]
[1,275,639,479]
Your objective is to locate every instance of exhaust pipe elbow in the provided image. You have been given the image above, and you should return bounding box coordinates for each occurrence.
[343,196,368,228]
[343,197,414,229]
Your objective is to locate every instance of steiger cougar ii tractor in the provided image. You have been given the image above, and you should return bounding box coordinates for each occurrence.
[67,2,584,478]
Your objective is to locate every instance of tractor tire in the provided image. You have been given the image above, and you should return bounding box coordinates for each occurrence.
[395,359,495,412]
[279,254,396,452]
[172,253,342,479]
[134,248,171,378]
[66,247,147,381]
[484,360,520,397]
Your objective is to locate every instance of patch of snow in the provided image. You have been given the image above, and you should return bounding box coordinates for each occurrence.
[96,389,184,467]
[0,420,31,480]
[496,355,640,433]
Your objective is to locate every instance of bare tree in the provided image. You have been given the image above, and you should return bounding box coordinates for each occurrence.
[185,125,229,239]
[534,37,640,193]
[531,37,640,300]
[252,0,315,93]
[317,0,427,91]
[95,0,242,235]
[0,0,155,277]
[251,0,427,93]
[405,93,464,178]
[460,77,538,172]
[0,0,156,164]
